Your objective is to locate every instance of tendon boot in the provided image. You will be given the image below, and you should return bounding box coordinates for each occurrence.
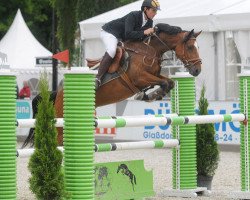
[95,52,113,90]
[95,78,101,90]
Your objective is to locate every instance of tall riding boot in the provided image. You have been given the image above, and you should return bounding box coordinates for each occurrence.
[95,52,113,89]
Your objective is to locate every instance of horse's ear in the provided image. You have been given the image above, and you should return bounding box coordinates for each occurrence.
[183,29,194,43]
[194,31,202,38]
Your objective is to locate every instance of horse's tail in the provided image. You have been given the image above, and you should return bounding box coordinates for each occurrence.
[21,93,41,148]
[21,128,35,148]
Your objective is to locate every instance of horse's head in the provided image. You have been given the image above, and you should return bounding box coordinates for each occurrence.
[175,30,202,76]
[154,24,202,76]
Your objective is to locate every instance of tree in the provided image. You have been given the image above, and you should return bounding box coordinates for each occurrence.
[53,0,77,65]
[0,0,137,64]
[28,72,64,200]
[76,0,137,22]
[0,0,53,50]
[26,0,54,50]
[196,86,219,177]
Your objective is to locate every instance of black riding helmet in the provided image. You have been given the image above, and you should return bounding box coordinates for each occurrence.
[141,0,161,11]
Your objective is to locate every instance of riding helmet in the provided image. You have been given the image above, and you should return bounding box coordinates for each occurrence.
[141,0,161,11]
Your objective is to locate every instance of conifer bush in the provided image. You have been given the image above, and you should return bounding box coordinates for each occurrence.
[196,85,219,176]
[28,73,64,200]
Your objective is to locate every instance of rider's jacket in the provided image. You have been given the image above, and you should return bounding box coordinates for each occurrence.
[102,10,153,41]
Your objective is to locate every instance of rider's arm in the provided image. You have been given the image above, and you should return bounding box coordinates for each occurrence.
[124,12,153,40]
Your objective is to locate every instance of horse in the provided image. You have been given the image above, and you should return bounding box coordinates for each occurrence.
[22,23,202,147]
[117,164,137,191]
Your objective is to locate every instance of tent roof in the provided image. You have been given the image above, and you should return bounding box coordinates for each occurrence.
[79,0,250,39]
[0,9,52,69]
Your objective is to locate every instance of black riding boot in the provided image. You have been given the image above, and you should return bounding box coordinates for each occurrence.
[95,52,113,90]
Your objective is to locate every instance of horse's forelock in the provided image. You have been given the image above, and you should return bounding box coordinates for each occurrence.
[155,23,182,35]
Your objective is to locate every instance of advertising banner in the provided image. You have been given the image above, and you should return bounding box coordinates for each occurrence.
[96,100,241,145]
[16,100,32,136]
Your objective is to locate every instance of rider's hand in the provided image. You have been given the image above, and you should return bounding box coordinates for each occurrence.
[144,28,155,36]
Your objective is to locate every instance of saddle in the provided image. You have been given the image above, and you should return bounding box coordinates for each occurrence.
[86,47,125,73]
[86,46,140,93]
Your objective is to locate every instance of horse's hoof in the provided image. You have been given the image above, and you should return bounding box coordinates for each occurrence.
[155,96,163,100]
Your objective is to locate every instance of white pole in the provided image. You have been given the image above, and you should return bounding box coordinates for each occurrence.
[186,114,245,124]
[16,114,245,128]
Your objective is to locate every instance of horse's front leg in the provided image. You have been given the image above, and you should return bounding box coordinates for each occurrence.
[157,74,175,94]
[134,73,174,101]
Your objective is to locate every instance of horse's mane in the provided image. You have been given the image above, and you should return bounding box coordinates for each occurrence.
[155,23,182,35]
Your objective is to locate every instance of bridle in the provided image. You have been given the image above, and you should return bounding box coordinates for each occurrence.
[177,35,202,69]
[150,31,202,69]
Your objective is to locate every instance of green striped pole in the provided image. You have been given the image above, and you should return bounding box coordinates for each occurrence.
[0,72,16,200]
[239,74,250,192]
[63,68,96,199]
[170,73,197,190]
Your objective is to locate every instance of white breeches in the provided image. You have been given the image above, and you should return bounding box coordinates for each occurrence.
[100,30,118,58]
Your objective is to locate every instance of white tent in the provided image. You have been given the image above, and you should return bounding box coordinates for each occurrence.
[79,0,250,101]
[79,0,250,39]
[0,9,52,69]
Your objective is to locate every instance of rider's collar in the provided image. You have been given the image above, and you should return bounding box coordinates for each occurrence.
[143,10,149,21]
[142,12,148,27]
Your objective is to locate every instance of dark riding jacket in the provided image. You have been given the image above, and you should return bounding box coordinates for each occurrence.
[102,10,153,41]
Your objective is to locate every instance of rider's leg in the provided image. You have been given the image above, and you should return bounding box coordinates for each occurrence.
[95,52,113,86]
[95,30,118,89]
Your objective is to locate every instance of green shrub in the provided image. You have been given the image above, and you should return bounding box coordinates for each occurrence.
[28,73,64,200]
[196,85,219,176]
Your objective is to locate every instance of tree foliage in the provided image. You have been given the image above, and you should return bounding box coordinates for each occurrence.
[28,73,64,200]
[76,0,137,22]
[0,0,53,50]
[196,86,219,176]
[0,0,137,60]
[53,0,77,63]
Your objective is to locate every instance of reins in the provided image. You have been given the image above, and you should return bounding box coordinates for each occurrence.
[123,42,160,67]
[122,30,202,71]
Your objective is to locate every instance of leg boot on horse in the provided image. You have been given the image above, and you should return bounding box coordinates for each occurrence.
[95,52,113,89]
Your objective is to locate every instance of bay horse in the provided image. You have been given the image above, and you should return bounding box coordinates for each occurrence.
[22,23,202,147]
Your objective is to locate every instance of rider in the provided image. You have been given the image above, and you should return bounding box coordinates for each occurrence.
[95,0,160,89]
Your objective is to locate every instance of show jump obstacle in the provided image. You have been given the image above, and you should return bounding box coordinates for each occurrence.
[1,69,250,199]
